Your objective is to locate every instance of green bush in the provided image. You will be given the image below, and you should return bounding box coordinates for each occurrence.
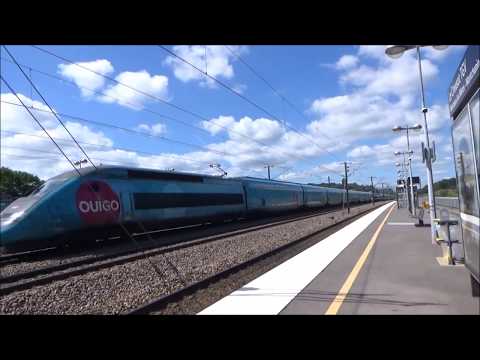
[0,167,44,198]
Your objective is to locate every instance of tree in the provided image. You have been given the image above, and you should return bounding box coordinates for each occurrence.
[0,167,44,198]
[419,177,458,196]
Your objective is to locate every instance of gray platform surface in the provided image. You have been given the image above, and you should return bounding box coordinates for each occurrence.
[281,206,479,315]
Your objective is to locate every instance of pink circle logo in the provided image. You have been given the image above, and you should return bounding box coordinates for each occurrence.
[76,181,121,225]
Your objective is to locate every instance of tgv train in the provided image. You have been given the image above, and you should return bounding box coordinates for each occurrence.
[0,166,374,253]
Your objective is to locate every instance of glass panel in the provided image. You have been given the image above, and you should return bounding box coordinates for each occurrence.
[452,107,479,217]
[469,92,479,186]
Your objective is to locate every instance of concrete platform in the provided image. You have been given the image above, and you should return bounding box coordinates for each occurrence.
[200,203,479,315]
[281,206,479,315]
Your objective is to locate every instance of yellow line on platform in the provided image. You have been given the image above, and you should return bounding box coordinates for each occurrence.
[325,204,395,315]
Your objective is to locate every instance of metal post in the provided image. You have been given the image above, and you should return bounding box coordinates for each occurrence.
[370,176,375,205]
[402,153,412,213]
[406,128,416,216]
[267,165,271,180]
[344,162,350,214]
[416,46,437,244]
[446,223,455,265]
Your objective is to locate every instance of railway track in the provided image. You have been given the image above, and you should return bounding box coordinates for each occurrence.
[0,248,58,265]
[0,204,365,296]
[0,205,347,266]
[128,203,386,315]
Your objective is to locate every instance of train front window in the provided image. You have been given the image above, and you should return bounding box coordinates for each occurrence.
[28,175,72,198]
[453,106,480,217]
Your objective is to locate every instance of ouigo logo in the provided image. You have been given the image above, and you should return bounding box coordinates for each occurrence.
[76,181,121,224]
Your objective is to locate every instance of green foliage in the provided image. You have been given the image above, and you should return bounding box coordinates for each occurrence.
[0,167,44,198]
[308,181,394,193]
[419,177,458,196]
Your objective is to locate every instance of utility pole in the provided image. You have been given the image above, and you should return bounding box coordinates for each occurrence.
[265,165,273,180]
[344,162,350,214]
[370,176,376,205]
[328,176,331,187]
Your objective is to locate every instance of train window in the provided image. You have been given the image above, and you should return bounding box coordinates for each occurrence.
[127,170,204,183]
[29,178,65,197]
[453,107,480,217]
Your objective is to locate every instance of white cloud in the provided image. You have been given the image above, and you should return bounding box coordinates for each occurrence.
[348,145,376,158]
[98,70,169,110]
[357,46,390,61]
[58,59,114,97]
[202,116,285,144]
[3,45,463,185]
[201,115,236,135]
[164,45,247,87]
[422,45,467,61]
[340,55,438,98]
[307,44,452,160]
[1,93,59,132]
[232,83,247,94]
[135,123,167,136]
[307,93,449,147]
[335,55,358,70]
[3,93,325,180]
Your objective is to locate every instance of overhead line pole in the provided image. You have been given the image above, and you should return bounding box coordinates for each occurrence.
[370,176,376,205]
[344,162,350,214]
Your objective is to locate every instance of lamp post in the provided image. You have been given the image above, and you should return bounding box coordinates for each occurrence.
[393,123,422,216]
[385,45,447,244]
[395,150,415,215]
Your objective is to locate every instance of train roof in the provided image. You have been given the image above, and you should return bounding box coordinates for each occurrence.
[48,166,370,193]
[234,176,304,186]
[47,165,235,182]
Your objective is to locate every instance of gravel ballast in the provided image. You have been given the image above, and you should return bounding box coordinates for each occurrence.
[0,203,384,314]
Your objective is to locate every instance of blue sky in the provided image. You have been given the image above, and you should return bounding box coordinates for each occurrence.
[0,45,467,188]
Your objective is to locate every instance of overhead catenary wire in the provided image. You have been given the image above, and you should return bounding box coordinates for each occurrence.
[1,66,191,300]
[1,76,79,171]
[1,128,344,178]
[1,57,334,176]
[1,100,235,158]
[1,145,199,170]
[1,128,217,166]
[3,45,98,170]
[160,45,343,164]
[1,102,343,177]
[29,45,272,149]
[224,45,340,147]
[11,46,345,179]
[0,56,230,147]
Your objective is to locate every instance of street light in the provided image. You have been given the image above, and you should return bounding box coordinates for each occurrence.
[394,150,415,215]
[392,124,422,216]
[386,45,447,244]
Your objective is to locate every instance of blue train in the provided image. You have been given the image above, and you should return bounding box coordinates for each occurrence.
[0,166,373,253]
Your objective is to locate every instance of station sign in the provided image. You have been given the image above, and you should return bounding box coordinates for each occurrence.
[397,177,420,186]
[448,45,480,119]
